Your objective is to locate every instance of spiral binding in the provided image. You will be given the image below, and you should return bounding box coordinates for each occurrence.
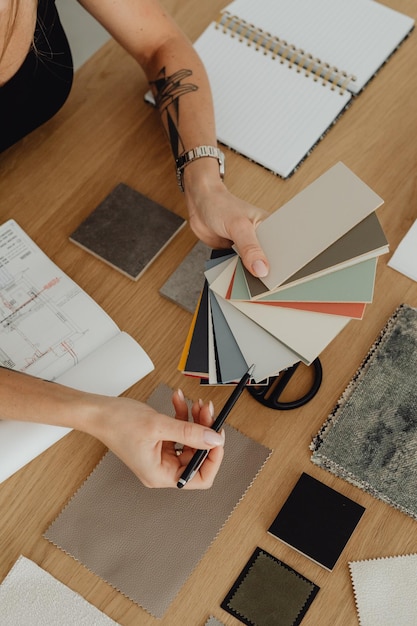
[215,12,356,95]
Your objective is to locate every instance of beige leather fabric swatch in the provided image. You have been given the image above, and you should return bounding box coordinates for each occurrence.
[45,384,271,618]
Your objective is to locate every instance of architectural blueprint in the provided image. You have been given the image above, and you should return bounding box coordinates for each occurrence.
[0,220,154,483]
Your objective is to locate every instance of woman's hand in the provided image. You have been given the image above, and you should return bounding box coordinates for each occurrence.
[88,390,225,489]
[184,164,270,279]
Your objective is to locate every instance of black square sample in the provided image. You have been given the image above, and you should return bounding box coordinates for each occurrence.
[268,472,365,570]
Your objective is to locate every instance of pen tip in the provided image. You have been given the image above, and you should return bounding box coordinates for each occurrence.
[248,364,255,376]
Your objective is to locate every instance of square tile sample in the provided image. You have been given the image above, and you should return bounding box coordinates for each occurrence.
[268,472,365,570]
[70,183,185,279]
[160,240,211,312]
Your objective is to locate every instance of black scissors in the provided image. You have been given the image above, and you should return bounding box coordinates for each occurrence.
[246,357,322,410]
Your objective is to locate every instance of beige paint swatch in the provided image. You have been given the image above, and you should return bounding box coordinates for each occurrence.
[255,162,384,291]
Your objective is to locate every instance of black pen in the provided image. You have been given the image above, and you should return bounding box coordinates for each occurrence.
[177,364,255,488]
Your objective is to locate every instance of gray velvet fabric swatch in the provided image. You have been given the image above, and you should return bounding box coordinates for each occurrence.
[311,304,417,520]
[45,384,271,618]
[70,183,185,280]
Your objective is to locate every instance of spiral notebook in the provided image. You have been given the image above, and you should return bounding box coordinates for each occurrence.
[193,0,414,178]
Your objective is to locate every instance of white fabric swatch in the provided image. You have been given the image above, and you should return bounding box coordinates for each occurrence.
[205,617,225,626]
[0,556,119,625]
[349,554,417,626]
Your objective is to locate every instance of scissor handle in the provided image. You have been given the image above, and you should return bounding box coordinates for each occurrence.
[247,358,323,410]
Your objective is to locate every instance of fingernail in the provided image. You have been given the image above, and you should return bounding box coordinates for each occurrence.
[204,429,224,446]
[252,259,268,278]
[177,388,184,401]
[208,400,214,418]
[198,398,204,408]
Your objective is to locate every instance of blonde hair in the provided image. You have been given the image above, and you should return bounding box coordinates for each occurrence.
[0,0,20,65]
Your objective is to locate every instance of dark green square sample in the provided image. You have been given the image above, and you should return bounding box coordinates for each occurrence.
[221,548,319,626]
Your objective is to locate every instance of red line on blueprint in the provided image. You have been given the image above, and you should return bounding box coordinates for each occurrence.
[61,341,77,360]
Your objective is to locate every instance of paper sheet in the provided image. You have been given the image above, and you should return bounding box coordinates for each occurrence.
[388,219,417,282]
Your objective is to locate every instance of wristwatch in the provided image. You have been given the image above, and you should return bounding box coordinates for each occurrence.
[175,145,225,192]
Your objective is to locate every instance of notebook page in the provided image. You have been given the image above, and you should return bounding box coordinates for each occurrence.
[194,23,350,178]
[227,0,414,94]
[0,333,154,484]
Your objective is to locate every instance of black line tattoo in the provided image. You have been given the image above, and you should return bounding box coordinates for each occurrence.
[150,67,198,159]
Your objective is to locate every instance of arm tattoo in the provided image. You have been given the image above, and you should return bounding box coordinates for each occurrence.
[149,67,198,159]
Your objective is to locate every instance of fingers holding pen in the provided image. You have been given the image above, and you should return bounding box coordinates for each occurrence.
[180,443,225,490]
[172,389,216,428]
[171,389,224,449]
[170,390,225,489]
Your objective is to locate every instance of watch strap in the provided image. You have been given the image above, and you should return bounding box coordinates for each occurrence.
[175,145,225,192]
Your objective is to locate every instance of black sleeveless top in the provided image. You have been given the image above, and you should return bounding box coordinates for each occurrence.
[0,0,73,152]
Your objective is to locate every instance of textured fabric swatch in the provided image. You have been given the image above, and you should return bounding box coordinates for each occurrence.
[205,617,226,626]
[268,472,365,570]
[311,304,417,519]
[0,555,119,625]
[222,548,319,626]
[349,554,417,626]
[45,384,271,618]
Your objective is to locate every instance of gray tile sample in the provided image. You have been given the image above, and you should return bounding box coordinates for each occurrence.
[160,240,211,312]
[70,183,185,280]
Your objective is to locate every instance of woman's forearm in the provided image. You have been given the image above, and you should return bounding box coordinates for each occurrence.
[0,367,99,431]
[78,0,270,275]
[0,367,225,488]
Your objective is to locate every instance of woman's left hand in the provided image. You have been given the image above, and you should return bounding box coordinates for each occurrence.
[184,171,270,279]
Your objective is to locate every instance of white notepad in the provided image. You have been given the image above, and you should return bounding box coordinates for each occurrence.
[194,0,414,177]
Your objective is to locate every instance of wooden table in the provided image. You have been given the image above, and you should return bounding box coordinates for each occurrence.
[1,1,417,624]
